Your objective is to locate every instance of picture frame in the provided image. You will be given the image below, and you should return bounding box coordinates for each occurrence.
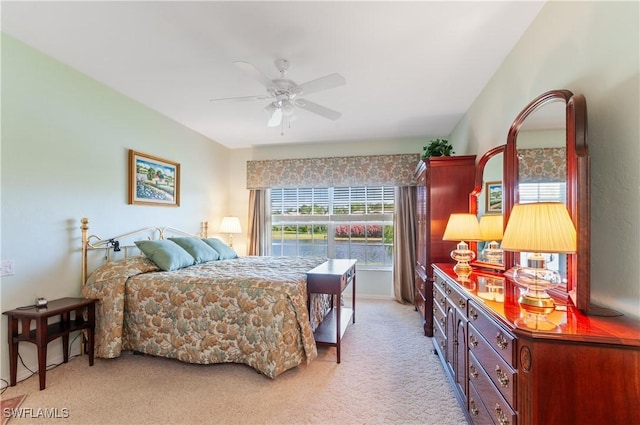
[128,150,180,206]
[485,181,502,214]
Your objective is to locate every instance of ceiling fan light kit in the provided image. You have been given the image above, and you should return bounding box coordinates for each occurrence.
[210,59,345,131]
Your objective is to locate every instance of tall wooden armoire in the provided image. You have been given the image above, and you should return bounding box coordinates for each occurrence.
[414,155,476,336]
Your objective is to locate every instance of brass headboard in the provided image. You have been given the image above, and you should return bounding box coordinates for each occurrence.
[80,218,208,285]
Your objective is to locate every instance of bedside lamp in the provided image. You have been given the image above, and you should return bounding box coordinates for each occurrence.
[479,215,504,264]
[501,203,576,315]
[442,213,482,280]
[220,216,242,247]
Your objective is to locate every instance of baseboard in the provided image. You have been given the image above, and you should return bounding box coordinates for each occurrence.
[344,294,394,300]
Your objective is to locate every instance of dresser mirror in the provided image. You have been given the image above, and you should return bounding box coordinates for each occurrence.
[470,145,505,271]
[504,89,594,314]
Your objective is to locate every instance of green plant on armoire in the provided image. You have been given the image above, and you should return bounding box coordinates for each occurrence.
[421,139,455,158]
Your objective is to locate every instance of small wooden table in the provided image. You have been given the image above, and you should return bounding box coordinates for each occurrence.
[307,259,356,363]
[3,297,97,390]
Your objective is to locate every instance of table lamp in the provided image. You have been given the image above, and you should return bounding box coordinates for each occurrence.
[442,213,482,280]
[220,216,242,247]
[479,215,504,264]
[501,203,576,314]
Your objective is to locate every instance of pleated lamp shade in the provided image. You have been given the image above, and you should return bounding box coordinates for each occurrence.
[479,215,504,242]
[442,213,482,242]
[220,217,242,234]
[501,203,576,253]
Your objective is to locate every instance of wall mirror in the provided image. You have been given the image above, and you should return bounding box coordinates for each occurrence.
[470,145,505,271]
[504,89,596,314]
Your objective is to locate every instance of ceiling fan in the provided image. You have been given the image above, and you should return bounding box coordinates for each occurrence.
[210,59,346,128]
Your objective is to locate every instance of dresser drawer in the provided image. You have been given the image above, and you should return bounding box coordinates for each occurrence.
[469,351,517,425]
[433,298,446,331]
[415,287,426,320]
[433,285,447,315]
[446,278,469,317]
[434,272,448,293]
[468,334,516,409]
[468,300,515,368]
[468,378,495,425]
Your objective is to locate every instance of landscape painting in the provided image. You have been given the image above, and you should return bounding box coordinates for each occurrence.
[129,150,180,206]
[485,181,502,214]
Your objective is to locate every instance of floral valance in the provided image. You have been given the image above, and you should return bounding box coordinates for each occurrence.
[246,153,420,189]
[518,148,566,183]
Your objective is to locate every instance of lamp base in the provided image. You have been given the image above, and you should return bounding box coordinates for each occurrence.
[450,241,476,281]
[517,293,558,331]
[453,261,472,280]
[518,292,555,316]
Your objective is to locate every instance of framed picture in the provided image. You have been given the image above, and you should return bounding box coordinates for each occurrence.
[485,181,502,214]
[129,150,180,206]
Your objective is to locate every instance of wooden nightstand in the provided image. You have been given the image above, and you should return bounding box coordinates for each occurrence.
[3,297,97,390]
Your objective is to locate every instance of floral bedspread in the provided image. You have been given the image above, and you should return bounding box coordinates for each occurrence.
[82,255,328,378]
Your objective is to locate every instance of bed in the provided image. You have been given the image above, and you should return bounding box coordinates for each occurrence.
[80,218,331,378]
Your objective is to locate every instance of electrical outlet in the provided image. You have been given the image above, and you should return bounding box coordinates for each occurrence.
[1,260,15,277]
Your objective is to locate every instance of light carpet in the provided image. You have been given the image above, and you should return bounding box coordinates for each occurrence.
[1,298,467,425]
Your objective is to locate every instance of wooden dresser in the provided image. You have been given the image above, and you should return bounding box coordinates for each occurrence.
[432,263,640,425]
[414,156,476,336]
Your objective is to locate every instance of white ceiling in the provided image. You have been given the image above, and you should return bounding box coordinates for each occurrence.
[1,1,545,149]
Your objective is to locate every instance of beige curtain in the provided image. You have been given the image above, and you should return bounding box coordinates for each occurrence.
[393,186,416,304]
[247,189,271,256]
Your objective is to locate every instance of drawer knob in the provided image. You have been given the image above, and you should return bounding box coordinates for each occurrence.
[458,299,466,309]
[495,404,510,425]
[469,334,478,348]
[469,309,478,320]
[496,333,508,350]
[469,364,479,379]
[446,288,451,295]
[470,400,480,417]
[495,365,510,387]
[440,317,445,327]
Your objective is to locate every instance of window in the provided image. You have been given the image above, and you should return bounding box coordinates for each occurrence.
[518,182,567,204]
[271,187,394,268]
[517,181,567,273]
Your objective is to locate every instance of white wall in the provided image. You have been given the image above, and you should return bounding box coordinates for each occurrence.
[449,1,639,317]
[0,34,231,382]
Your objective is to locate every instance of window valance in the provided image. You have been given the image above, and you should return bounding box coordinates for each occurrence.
[246,153,420,189]
[518,148,566,183]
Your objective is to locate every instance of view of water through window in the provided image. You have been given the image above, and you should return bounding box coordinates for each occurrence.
[271,186,394,267]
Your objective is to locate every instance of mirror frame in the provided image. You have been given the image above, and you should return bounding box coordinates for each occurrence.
[470,144,506,271]
[504,89,590,314]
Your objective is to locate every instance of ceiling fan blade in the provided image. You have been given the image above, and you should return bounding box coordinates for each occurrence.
[267,108,283,127]
[295,73,346,96]
[294,99,342,121]
[209,94,272,103]
[234,61,275,90]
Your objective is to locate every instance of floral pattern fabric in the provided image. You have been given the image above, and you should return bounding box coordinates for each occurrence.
[246,153,420,189]
[82,256,328,378]
[518,147,566,183]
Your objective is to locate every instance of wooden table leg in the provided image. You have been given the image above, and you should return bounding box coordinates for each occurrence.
[8,316,18,386]
[336,294,341,364]
[36,316,48,390]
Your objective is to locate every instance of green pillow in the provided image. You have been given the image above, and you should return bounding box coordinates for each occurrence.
[134,240,195,271]
[202,238,238,260]
[168,237,220,263]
